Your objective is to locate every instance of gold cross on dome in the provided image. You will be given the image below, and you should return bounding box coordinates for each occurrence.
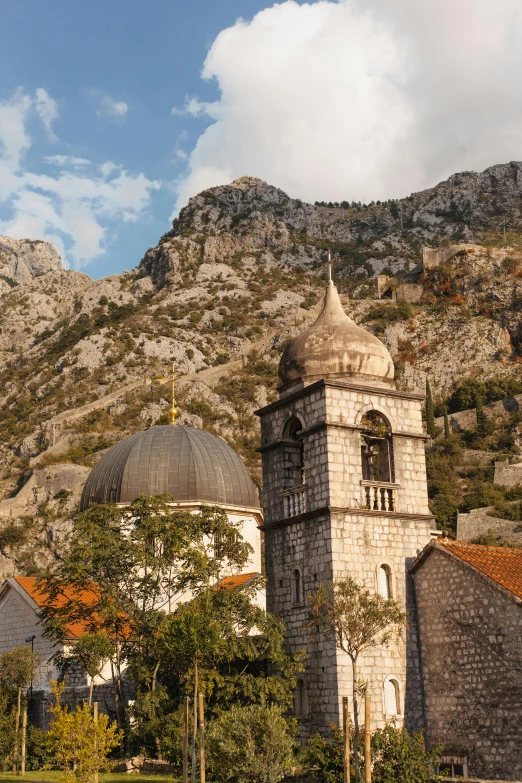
[153,363,180,425]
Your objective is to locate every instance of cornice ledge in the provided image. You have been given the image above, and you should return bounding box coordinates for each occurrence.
[260,506,435,531]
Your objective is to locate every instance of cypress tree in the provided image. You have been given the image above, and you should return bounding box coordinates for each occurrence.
[476,394,489,437]
[426,378,437,438]
[443,405,451,441]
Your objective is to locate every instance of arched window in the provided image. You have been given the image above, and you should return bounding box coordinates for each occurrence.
[283,416,305,488]
[295,678,308,716]
[360,411,394,483]
[384,678,400,717]
[378,564,392,599]
[292,567,303,605]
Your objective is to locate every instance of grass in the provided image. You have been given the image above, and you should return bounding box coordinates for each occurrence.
[0,775,175,783]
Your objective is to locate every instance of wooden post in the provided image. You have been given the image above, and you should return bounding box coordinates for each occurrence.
[20,707,27,776]
[364,695,371,783]
[198,694,205,783]
[93,702,99,783]
[342,697,350,783]
[183,696,189,783]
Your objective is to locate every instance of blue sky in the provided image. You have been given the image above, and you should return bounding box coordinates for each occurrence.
[0,0,284,277]
[2,1,522,278]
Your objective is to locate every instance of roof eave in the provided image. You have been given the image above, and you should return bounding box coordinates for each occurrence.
[410,541,522,605]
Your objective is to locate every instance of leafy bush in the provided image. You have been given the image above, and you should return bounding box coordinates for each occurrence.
[207,704,296,783]
[0,691,15,771]
[302,723,441,783]
[364,299,413,326]
[372,724,442,783]
[46,680,121,783]
[302,723,352,783]
[445,377,522,415]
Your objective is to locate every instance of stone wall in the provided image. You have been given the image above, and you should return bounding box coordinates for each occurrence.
[376,275,423,303]
[0,587,58,690]
[494,460,522,487]
[258,379,434,735]
[422,244,480,270]
[457,507,522,546]
[413,547,522,780]
[434,394,522,434]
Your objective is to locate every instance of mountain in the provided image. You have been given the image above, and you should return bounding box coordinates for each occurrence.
[2,162,522,575]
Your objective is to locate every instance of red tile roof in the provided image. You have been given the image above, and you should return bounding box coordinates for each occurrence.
[412,540,522,601]
[215,572,261,590]
[14,576,103,639]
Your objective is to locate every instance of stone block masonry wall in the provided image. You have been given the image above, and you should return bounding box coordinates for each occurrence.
[457,506,522,546]
[0,590,58,690]
[264,512,339,735]
[494,460,522,487]
[258,379,434,736]
[413,548,522,780]
[322,384,430,515]
[330,511,431,732]
[422,244,479,270]
[259,385,328,525]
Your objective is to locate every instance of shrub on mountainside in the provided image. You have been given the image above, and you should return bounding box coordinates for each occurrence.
[444,376,522,414]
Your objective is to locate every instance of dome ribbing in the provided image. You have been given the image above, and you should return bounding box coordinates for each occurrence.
[80,426,259,511]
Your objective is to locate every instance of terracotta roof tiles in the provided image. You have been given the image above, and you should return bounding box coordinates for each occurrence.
[215,572,260,590]
[412,540,522,601]
[14,576,102,639]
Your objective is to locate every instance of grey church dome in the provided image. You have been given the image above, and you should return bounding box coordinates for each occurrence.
[80,425,259,511]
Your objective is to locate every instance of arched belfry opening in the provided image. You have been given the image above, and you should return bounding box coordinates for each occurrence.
[281,416,306,517]
[360,411,394,483]
[283,416,305,489]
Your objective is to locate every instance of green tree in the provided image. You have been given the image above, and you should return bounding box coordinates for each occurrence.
[39,494,253,732]
[425,379,437,438]
[0,646,41,772]
[309,579,406,783]
[46,680,121,783]
[129,580,303,761]
[475,395,493,438]
[207,704,296,783]
[69,633,114,706]
[371,723,442,783]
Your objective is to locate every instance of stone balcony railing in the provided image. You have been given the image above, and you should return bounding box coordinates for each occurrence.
[361,480,399,512]
[282,485,307,518]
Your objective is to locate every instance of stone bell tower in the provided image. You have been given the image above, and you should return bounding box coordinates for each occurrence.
[256,279,434,735]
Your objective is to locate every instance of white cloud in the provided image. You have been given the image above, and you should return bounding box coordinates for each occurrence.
[172,97,220,119]
[96,94,129,119]
[176,0,522,210]
[45,154,91,167]
[35,88,59,140]
[0,88,160,267]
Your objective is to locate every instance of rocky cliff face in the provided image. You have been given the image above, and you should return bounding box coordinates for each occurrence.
[1,162,522,575]
[0,237,63,294]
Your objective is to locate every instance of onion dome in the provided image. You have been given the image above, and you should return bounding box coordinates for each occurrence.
[80,425,259,511]
[278,281,394,388]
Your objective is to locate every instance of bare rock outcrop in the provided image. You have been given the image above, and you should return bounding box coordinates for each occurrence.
[0,236,63,285]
